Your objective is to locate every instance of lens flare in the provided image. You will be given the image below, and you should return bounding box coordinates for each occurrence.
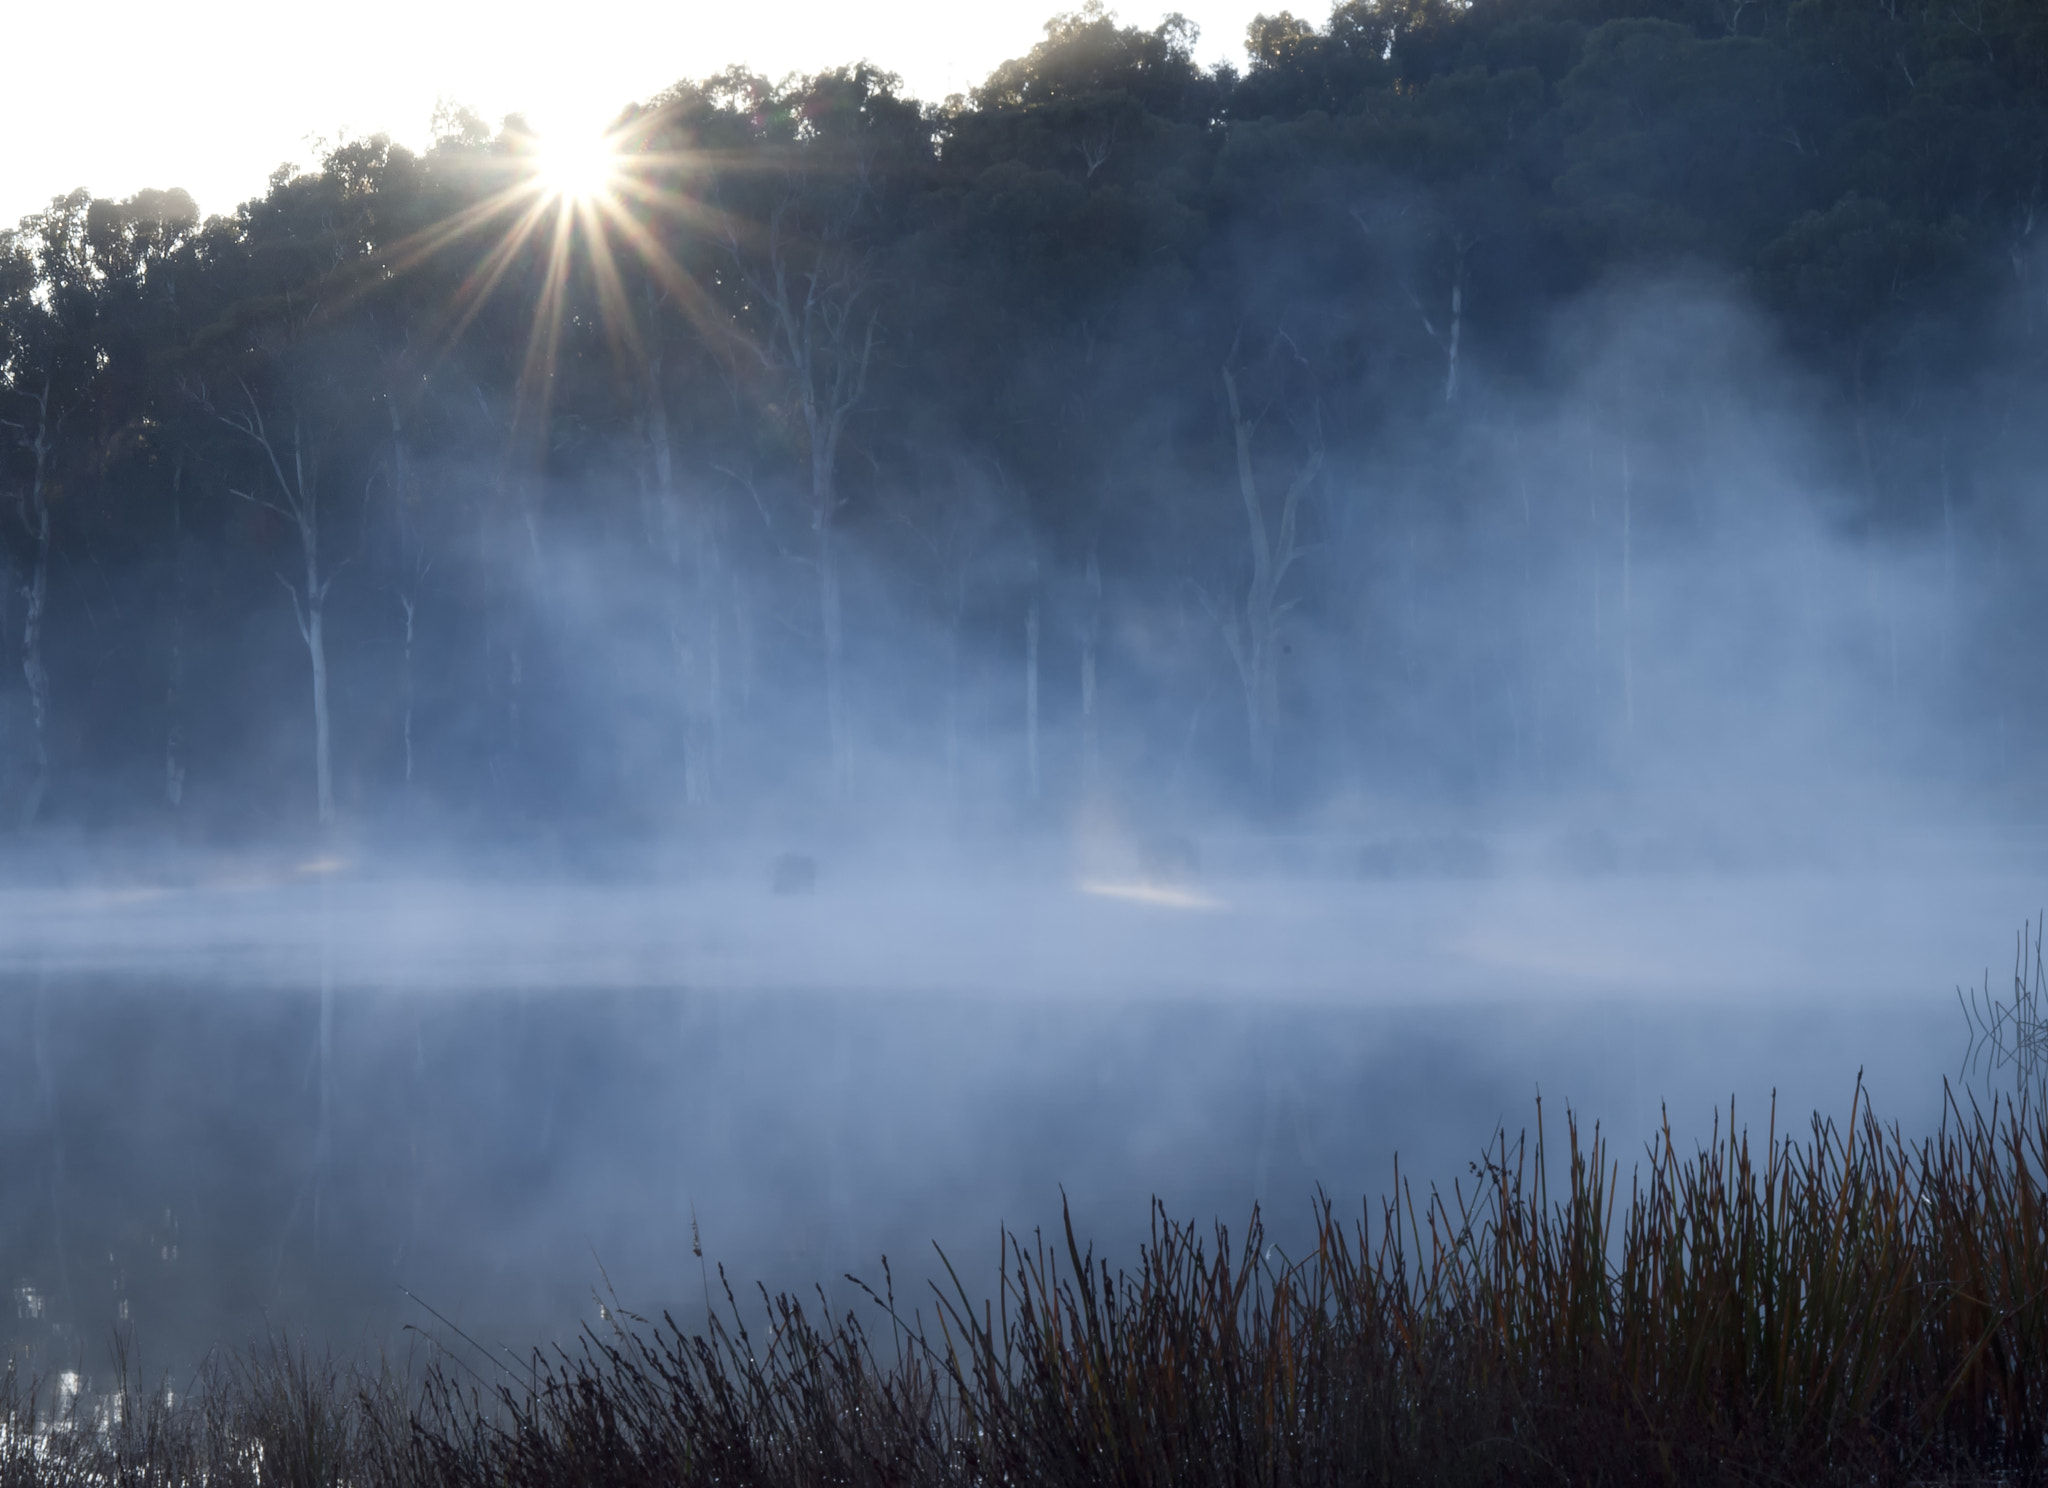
[361,108,725,450]
[533,129,619,202]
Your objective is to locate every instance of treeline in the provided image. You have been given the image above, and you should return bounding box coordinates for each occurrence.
[3,0,2045,840]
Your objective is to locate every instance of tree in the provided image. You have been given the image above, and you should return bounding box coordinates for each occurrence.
[892,451,1001,806]
[715,67,916,795]
[203,376,344,827]
[2,372,54,828]
[0,193,105,826]
[623,277,726,808]
[79,189,204,810]
[381,351,432,791]
[1214,342,1323,795]
[727,206,873,795]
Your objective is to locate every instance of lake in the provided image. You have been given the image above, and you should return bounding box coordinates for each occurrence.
[0,846,2022,1379]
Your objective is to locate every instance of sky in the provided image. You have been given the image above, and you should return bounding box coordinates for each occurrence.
[1,0,1268,230]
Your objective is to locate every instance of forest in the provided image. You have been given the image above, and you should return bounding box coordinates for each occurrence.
[3,0,2044,843]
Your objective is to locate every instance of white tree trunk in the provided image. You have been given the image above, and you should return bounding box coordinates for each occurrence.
[306,596,333,828]
[730,203,875,801]
[1220,365,1320,796]
[1025,591,1041,801]
[1940,450,1956,674]
[215,397,337,830]
[692,520,723,798]
[1588,437,1603,698]
[294,458,335,829]
[400,594,416,787]
[1441,242,1466,404]
[732,569,756,716]
[165,463,186,807]
[1080,553,1101,799]
[387,396,421,791]
[808,408,851,797]
[18,383,52,829]
[644,341,720,807]
[945,579,964,802]
[20,483,49,829]
[1620,445,1634,740]
[1229,370,1278,789]
[820,520,848,798]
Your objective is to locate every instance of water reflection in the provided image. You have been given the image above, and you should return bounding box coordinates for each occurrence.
[0,864,2015,1377]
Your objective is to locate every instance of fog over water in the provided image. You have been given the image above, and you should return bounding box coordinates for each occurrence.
[4,268,2037,1377]
[8,15,2048,1387]
[0,839,2030,1374]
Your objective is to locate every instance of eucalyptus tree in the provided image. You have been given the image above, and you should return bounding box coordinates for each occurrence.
[635,284,725,805]
[599,99,739,806]
[708,65,926,796]
[356,174,447,797]
[0,192,112,826]
[199,374,347,827]
[1214,340,1323,794]
[0,0,2037,831]
[0,235,59,827]
[77,189,204,807]
[188,144,400,828]
[367,328,440,793]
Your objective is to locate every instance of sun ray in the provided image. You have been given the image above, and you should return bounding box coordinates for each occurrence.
[579,201,647,373]
[515,196,580,434]
[597,197,727,336]
[382,189,535,278]
[609,171,729,236]
[348,111,768,450]
[437,194,559,352]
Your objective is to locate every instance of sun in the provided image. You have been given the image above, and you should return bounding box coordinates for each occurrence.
[532,129,619,202]
[378,107,722,441]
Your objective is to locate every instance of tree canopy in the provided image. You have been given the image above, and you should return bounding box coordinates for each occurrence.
[2,0,2044,843]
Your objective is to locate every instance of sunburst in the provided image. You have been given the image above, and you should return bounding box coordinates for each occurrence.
[369,110,731,441]
[533,129,620,204]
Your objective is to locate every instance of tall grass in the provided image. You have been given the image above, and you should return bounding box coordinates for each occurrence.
[0,1337,415,1488]
[17,1087,2048,1484]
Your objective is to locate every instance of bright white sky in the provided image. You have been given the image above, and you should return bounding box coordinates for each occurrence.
[2,0,1270,230]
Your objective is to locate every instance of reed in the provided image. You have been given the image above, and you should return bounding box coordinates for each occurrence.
[388,1082,2048,1486]
[19,1088,2048,1482]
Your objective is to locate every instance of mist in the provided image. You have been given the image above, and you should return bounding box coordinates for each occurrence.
[3,0,2046,1395]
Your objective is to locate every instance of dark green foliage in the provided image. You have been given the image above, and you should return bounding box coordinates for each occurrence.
[5,0,2048,828]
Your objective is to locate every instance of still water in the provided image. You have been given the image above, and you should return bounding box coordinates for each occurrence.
[0,852,2021,1377]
